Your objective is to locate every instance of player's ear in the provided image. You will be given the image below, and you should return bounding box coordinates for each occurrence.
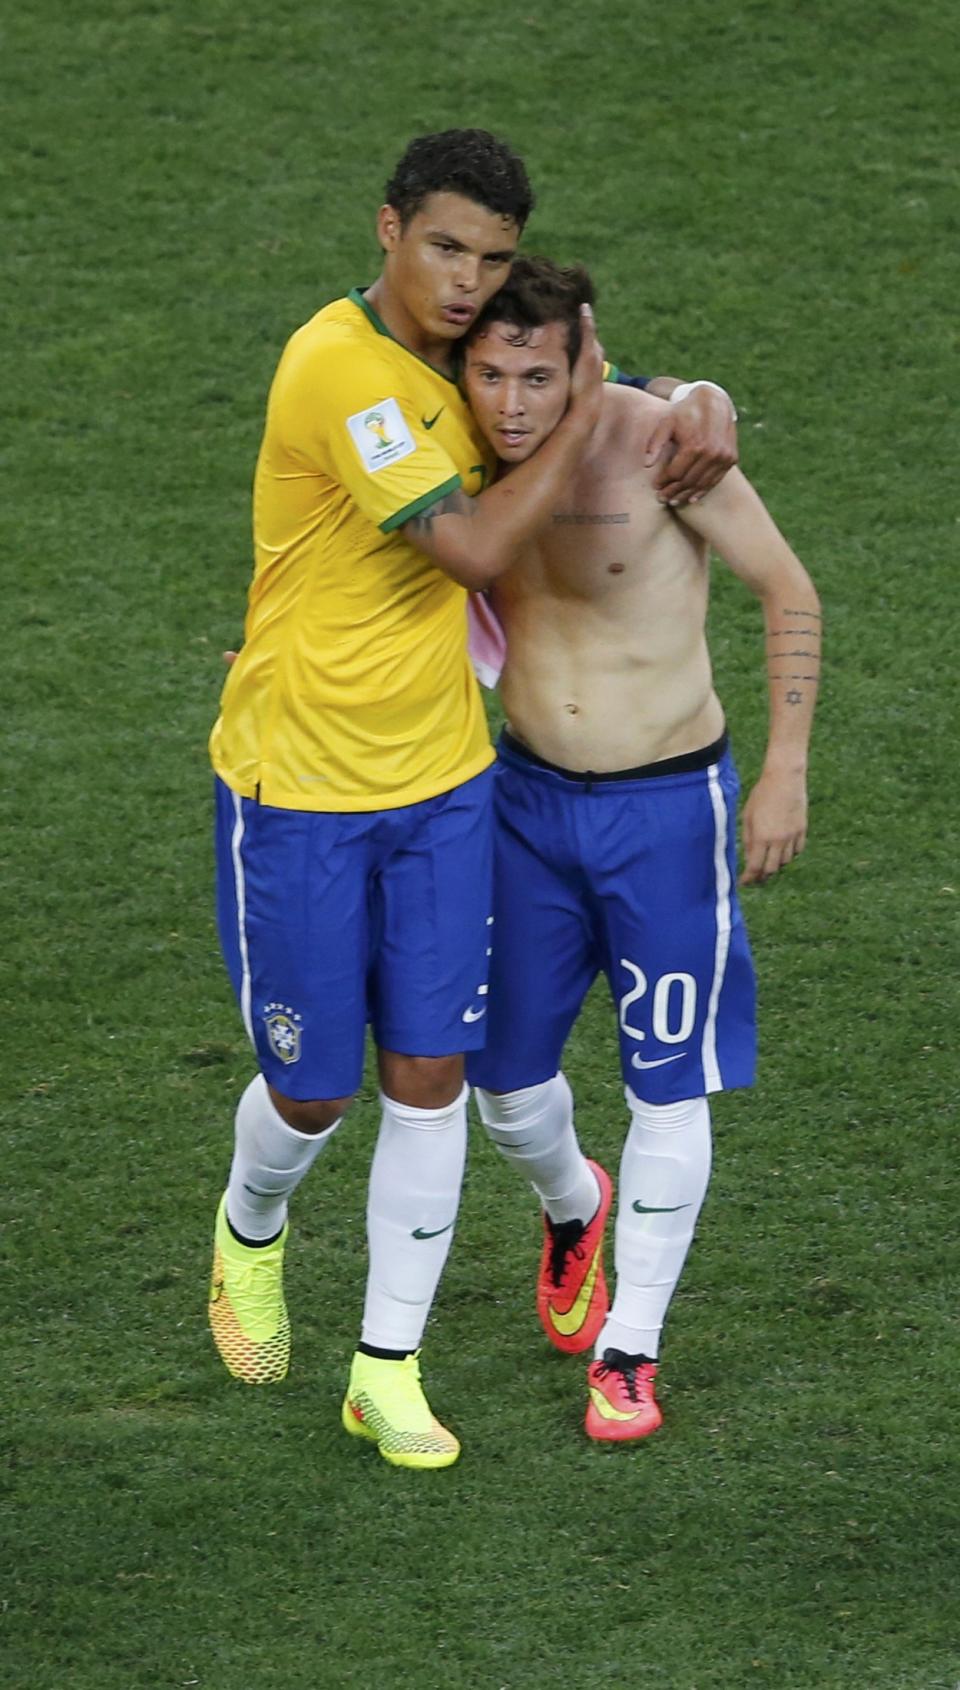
[377,204,402,253]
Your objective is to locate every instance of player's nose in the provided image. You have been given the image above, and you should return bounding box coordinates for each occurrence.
[454,257,481,293]
[500,380,525,416]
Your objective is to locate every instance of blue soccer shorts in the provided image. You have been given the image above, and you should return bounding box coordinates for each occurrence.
[466,732,756,1103]
[215,767,494,1100]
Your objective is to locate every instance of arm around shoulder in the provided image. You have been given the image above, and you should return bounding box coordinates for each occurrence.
[400,416,585,591]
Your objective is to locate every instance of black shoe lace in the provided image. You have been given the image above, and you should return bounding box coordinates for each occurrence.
[545,1216,586,1288]
[595,1348,654,1403]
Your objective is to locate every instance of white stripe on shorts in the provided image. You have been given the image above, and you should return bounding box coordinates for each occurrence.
[701,762,732,1093]
[230,790,254,1044]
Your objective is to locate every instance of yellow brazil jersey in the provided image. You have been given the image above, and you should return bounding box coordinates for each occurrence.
[209,289,498,812]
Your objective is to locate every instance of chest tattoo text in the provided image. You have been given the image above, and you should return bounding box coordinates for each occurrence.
[552,512,630,526]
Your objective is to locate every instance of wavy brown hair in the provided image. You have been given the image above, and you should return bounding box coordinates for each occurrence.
[466,255,596,366]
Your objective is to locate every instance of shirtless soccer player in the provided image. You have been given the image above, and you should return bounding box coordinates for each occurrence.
[462,258,822,1441]
[207,131,737,1470]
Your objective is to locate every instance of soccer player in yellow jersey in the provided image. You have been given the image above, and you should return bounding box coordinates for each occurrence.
[207,130,738,1468]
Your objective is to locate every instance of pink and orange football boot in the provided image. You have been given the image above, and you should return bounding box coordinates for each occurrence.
[585,1348,663,1442]
[537,1159,613,1354]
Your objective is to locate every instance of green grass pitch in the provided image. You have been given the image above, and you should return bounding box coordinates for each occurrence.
[3,1,958,1685]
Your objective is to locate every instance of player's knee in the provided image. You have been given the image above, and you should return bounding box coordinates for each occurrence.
[378,1050,464,1110]
[475,1076,561,1127]
[625,1088,710,1138]
[268,1086,354,1135]
[474,1084,519,1126]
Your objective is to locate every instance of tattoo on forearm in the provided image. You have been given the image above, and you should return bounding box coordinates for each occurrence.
[552,512,630,525]
[408,489,476,535]
[767,605,821,708]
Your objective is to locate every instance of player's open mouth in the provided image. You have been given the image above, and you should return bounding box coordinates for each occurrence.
[497,428,531,446]
[441,303,476,324]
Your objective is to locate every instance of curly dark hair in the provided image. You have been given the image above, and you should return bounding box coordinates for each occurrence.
[466,255,596,366]
[384,129,535,230]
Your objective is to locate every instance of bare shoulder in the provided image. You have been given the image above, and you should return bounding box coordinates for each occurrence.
[590,382,668,471]
[603,381,669,418]
[601,382,668,433]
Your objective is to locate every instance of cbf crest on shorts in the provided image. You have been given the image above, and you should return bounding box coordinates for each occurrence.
[262,1002,303,1066]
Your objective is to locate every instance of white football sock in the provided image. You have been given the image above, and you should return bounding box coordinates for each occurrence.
[597,1090,712,1360]
[225,1074,340,1242]
[475,1073,600,1226]
[361,1083,469,1353]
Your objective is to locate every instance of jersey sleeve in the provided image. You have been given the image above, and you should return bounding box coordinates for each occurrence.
[273,331,462,534]
[603,360,651,391]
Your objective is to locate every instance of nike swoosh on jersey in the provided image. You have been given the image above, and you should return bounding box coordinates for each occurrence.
[422,408,444,429]
[630,1050,688,1070]
[462,1006,486,1023]
[412,1222,454,1240]
[548,1250,601,1338]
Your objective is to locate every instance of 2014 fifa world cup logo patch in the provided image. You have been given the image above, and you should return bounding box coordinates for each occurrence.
[263,1002,303,1065]
[346,396,416,474]
[364,409,393,449]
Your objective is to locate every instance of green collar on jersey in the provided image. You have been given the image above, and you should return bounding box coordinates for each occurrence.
[348,287,461,386]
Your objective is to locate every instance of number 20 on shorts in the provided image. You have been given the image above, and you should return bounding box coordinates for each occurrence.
[618,959,697,1046]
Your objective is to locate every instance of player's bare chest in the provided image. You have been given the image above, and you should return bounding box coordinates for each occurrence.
[535,473,664,588]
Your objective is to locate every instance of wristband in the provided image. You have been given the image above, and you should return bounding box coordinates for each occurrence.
[669,379,737,422]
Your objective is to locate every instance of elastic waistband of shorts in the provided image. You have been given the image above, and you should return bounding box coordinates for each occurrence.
[499,727,730,785]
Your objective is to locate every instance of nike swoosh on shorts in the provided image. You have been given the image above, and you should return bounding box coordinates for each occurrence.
[631,1051,687,1070]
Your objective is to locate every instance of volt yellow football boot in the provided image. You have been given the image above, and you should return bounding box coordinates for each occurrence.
[208,1194,290,1384]
[341,1350,460,1469]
